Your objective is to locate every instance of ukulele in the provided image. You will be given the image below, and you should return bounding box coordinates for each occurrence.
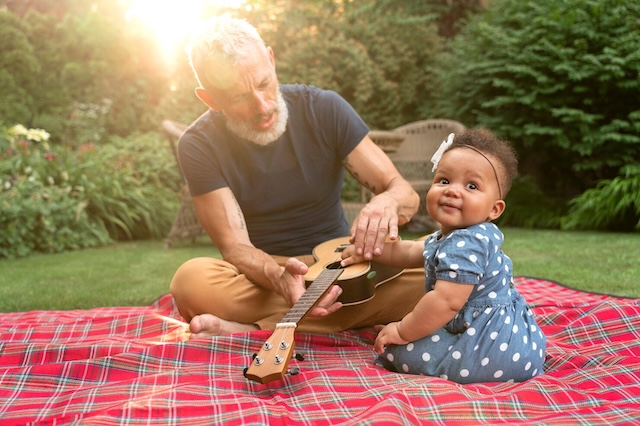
[244,236,403,384]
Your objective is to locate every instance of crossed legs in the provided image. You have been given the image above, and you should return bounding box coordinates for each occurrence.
[169,255,424,337]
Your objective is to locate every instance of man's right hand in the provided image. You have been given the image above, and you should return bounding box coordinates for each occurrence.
[282,257,343,317]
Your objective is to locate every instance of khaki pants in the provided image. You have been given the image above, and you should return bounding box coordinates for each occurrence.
[170,254,425,333]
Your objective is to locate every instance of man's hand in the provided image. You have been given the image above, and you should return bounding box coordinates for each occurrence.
[343,137,418,261]
[281,258,343,317]
[349,192,399,260]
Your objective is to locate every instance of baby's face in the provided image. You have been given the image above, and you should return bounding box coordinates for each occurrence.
[427,147,504,235]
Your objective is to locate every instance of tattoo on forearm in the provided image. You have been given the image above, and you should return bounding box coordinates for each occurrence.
[344,158,376,193]
[365,182,377,193]
[343,157,354,172]
[234,198,246,230]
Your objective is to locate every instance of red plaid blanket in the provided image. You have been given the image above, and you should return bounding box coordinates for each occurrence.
[1,277,639,425]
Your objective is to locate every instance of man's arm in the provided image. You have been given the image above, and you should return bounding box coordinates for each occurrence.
[192,188,343,315]
[192,188,282,289]
[343,135,420,260]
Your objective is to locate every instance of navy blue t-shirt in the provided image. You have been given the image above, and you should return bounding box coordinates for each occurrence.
[178,84,369,256]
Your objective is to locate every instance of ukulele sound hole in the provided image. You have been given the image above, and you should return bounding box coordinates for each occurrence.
[325,261,344,270]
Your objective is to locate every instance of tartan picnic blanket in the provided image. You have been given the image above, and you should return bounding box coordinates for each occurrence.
[0,277,639,425]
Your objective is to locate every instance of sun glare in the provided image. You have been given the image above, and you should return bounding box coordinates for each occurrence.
[124,0,248,63]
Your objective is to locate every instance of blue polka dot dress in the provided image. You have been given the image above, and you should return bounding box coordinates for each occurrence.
[376,222,547,383]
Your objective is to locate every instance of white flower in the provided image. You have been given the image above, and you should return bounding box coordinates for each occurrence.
[431,133,455,172]
[25,128,50,142]
[9,124,28,136]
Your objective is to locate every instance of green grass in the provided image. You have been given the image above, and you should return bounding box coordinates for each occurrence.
[0,238,220,312]
[0,228,638,312]
[502,228,639,298]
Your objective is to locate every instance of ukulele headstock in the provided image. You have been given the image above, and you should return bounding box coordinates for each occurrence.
[244,323,296,384]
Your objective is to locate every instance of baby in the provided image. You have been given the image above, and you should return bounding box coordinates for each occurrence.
[341,128,546,383]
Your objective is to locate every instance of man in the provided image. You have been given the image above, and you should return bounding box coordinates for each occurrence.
[170,16,425,338]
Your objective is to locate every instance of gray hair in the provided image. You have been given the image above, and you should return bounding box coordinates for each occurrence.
[186,17,265,91]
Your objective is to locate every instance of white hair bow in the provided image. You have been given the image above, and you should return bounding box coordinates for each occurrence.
[430,133,455,172]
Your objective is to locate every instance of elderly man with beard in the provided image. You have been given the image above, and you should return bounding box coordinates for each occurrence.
[170,16,424,338]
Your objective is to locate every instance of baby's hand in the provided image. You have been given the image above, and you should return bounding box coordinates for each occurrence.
[373,322,409,354]
[340,244,366,267]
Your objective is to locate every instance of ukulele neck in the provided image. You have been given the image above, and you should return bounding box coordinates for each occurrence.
[281,268,344,324]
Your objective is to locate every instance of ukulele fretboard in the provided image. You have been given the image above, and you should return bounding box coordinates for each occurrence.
[281,268,344,324]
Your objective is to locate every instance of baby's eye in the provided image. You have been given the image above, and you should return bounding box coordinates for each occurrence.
[466,182,478,190]
[438,178,449,184]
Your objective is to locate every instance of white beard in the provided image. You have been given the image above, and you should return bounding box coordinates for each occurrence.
[224,89,288,146]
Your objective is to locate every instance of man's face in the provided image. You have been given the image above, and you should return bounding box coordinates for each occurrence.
[205,44,287,145]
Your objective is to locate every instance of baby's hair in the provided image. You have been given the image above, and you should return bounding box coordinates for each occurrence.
[449,128,518,196]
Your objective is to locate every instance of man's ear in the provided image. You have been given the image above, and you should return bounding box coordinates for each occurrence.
[195,87,220,111]
[267,46,276,68]
[488,199,506,221]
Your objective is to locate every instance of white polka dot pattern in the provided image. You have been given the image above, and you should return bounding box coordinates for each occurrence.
[379,222,547,384]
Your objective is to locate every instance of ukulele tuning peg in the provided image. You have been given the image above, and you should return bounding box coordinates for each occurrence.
[278,340,291,350]
[288,367,300,376]
[252,352,258,360]
[294,353,305,361]
[242,367,249,377]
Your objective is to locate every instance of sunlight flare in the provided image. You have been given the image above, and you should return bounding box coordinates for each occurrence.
[124,0,247,62]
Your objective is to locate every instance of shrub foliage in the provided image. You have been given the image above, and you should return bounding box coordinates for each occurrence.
[433,0,640,196]
[0,126,180,258]
[563,165,640,231]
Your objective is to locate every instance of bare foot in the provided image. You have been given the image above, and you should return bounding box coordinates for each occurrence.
[189,314,258,339]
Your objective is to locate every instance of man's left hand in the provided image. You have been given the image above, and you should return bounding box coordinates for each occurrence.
[349,193,399,260]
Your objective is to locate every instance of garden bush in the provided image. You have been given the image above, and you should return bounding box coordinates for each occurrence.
[0,125,110,258]
[431,0,640,230]
[0,125,182,258]
[497,176,566,229]
[73,133,182,241]
[563,164,640,231]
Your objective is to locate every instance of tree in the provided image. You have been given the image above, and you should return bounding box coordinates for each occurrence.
[231,0,442,130]
[0,5,170,140]
[21,11,73,135]
[432,0,640,198]
[0,10,39,126]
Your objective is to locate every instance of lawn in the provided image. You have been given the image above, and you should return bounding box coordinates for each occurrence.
[0,228,638,312]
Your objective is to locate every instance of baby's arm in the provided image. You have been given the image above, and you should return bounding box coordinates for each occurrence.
[340,240,424,269]
[374,279,474,353]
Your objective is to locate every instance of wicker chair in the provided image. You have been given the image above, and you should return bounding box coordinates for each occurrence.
[161,120,205,248]
[389,119,467,232]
